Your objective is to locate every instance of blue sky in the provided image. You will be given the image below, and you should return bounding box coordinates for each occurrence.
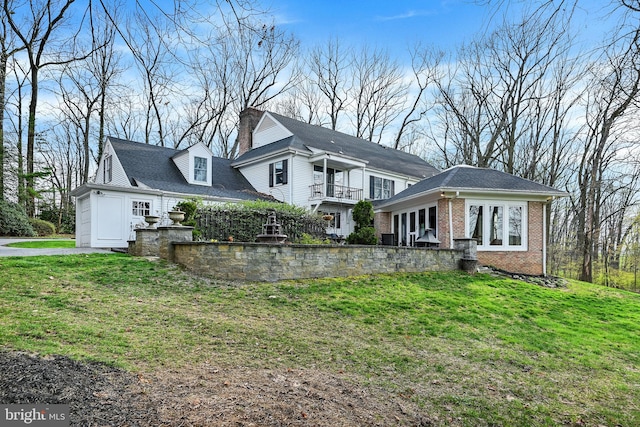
[264,0,612,54]
[269,0,490,51]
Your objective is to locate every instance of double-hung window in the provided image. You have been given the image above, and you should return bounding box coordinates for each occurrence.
[369,176,395,200]
[269,159,288,186]
[194,156,208,182]
[467,201,526,250]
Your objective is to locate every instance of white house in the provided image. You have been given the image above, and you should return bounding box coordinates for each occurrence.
[71,137,268,248]
[71,108,566,275]
[231,108,440,237]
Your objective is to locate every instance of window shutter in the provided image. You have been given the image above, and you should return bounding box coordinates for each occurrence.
[269,163,274,187]
[369,176,375,199]
[391,180,395,197]
[282,159,288,184]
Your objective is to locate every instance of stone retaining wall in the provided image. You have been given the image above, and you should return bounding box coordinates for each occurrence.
[172,242,461,282]
[130,227,474,282]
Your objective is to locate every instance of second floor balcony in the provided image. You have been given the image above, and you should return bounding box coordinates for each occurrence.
[310,183,363,203]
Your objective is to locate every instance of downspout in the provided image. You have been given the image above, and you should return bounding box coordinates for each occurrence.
[449,198,454,249]
[543,202,547,276]
[289,153,295,203]
[446,191,459,249]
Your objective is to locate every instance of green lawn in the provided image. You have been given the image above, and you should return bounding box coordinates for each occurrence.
[1,253,639,426]
[4,239,76,248]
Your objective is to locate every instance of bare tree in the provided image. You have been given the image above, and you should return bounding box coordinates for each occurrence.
[176,4,298,157]
[433,2,574,172]
[124,9,179,147]
[56,5,120,184]
[307,38,352,131]
[0,0,25,201]
[574,31,640,282]
[350,46,406,143]
[393,44,444,150]
[5,56,28,203]
[433,39,508,168]
[3,0,91,216]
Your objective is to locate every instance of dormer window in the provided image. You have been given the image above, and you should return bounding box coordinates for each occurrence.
[194,156,207,182]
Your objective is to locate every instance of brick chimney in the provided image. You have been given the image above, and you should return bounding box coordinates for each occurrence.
[237,107,264,156]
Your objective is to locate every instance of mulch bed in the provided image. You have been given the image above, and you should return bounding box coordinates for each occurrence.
[0,351,433,426]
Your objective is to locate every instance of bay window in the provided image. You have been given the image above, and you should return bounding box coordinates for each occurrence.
[467,201,526,250]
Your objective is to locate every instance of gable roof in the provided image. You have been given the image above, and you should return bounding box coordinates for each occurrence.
[377,165,568,208]
[107,137,266,200]
[233,111,439,179]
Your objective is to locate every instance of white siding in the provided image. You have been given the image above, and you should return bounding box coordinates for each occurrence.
[290,156,314,207]
[187,144,213,186]
[253,115,293,148]
[173,150,189,182]
[365,169,417,200]
[95,141,130,187]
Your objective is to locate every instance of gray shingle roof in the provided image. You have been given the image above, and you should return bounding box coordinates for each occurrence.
[108,137,267,200]
[379,165,567,206]
[234,112,440,179]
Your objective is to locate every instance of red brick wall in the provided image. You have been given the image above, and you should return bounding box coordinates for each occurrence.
[475,201,544,275]
[378,199,546,275]
[374,212,392,241]
[237,108,264,156]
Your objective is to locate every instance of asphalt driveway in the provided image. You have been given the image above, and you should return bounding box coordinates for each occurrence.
[0,238,113,257]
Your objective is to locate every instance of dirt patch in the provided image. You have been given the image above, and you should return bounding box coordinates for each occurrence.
[0,351,432,426]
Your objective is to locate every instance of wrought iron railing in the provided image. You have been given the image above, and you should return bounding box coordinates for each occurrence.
[309,184,363,200]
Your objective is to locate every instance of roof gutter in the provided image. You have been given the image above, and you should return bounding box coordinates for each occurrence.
[70,182,248,204]
[231,147,304,168]
[377,186,568,210]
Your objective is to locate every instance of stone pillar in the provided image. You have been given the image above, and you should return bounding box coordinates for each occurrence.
[158,226,194,261]
[131,228,160,257]
[454,238,478,273]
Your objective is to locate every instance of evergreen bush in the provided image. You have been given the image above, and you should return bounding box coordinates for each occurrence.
[196,200,326,242]
[38,203,75,234]
[29,218,56,236]
[346,200,377,245]
[0,200,36,237]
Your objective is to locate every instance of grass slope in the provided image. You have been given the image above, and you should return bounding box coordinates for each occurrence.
[1,253,639,426]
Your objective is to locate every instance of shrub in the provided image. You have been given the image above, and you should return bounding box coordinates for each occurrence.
[0,200,36,237]
[347,200,377,245]
[346,226,378,245]
[297,233,331,245]
[38,203,75,234]
[351,200,374,227]
[175,199,203,240]
[196,200,326,242]
[29,218,56,236]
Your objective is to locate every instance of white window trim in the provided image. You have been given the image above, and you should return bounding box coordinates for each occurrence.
[465,199,528,251]
[132,200,152,217]
[194,156,208,183]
